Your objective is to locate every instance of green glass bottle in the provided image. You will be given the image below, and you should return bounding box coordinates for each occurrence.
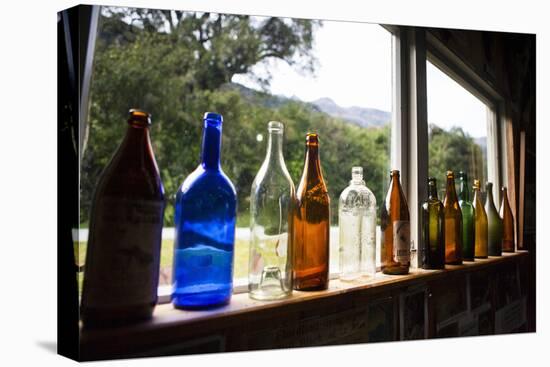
[457,172,475,261]
[485,182,503,256]
[420,177,445,269]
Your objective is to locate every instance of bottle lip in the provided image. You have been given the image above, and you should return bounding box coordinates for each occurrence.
[486,181,493,188]
[203,112,223,127]
[428,176,437,184]
[473,179,480,188]
[306,133,319,145]
[268,121,284,133]
[458,171,467,179]
[128,109,151,126]
[446,170,454,177]
[390,169,400,176]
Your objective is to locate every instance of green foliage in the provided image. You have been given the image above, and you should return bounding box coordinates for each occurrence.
[80,8,396,227]
[428,124,486,193]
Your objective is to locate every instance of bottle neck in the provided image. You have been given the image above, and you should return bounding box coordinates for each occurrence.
[445,176,458,201]
[428,183,438,200]
[351,176,365,186]
[458,178,469,201]
[304,144,323,179]
[502,188,508,206]
[265,130,285,168]
[123,123,152,156]
[390,173,402,197]
[201,120,222,169]
[486,185,495,206]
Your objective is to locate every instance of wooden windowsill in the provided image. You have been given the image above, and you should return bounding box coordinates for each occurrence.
[80,251,528,360]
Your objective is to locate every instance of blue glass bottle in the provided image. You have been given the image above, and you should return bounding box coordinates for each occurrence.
[172,112,237,309]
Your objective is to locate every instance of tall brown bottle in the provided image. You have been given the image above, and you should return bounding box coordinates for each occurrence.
[293,133,330,290]
[81,110,166,328]
[380,170,410,275]
[473,179,488,258]
[443,171,463,265]
[500,187,515,252]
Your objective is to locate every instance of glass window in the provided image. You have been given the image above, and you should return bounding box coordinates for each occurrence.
[426,60,491,197]
[79,7,395,293]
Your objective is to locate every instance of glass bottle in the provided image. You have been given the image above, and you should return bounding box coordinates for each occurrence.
[248,121,296,300]
[380,170,410,275]
[458,172,475,261]
[485,182,503,256]
[420,177,445,269]
[292,133,330,291]
[473,179,488,258]
[172,112,237,309]
[338,167,377,281]
[443,171,463,265]
[500,187,515,252]
[81,109,166,327]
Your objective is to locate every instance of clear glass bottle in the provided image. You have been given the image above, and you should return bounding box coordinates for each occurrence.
[380,170,410,275]
[248,121,296,300]
[292,133,330,291]
[172,112,237,309]
[81,109,166,327]
[338,167,377,281]
[420,177,445,269]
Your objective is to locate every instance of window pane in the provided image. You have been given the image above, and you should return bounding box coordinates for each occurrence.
[79,7,394,293]
[426,60,489,196]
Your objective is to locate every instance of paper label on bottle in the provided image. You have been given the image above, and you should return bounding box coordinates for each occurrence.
[83,197,165,308]
[393,220,410,264]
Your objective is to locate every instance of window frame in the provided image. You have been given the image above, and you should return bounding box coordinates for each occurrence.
[80,11,509,302]
[425,30,507,203]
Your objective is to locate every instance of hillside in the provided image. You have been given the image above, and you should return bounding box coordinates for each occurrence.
[224,83,391,128]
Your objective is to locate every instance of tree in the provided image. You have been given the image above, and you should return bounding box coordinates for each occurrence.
[428,124,486,193]
[81,8,321,225]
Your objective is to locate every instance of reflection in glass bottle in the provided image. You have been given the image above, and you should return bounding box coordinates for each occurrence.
[380,170,410,275]
[473,179,488,258]
[248,121,295,300]
[485,182,502,256]
[338,167,377,281]
[500,187,515,252]
[458,172,475,261]
[420,177,445,269]
[293,133,330,291]
[81,109,166,327]
[443,171,463,265]
[172,112,237,309]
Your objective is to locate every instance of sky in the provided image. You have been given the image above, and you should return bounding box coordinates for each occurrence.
[233,19,488,138]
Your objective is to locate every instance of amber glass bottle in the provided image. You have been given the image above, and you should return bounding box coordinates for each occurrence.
[81,110,165,328]
[485,182,503,256]
[420,177,445,269]
[500,187,515,252]
[473,179,488,258]
[381,170,410,275]
[292,133,330,290]
[443,171,463,265]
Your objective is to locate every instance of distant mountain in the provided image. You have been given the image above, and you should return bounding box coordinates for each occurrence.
[224,83,391,128]
[311,97,391,128]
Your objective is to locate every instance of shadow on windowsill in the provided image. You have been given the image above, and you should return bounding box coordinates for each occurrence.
[36,341,57,354]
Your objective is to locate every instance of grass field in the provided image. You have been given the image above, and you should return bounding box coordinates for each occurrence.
[75,237,250,293]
